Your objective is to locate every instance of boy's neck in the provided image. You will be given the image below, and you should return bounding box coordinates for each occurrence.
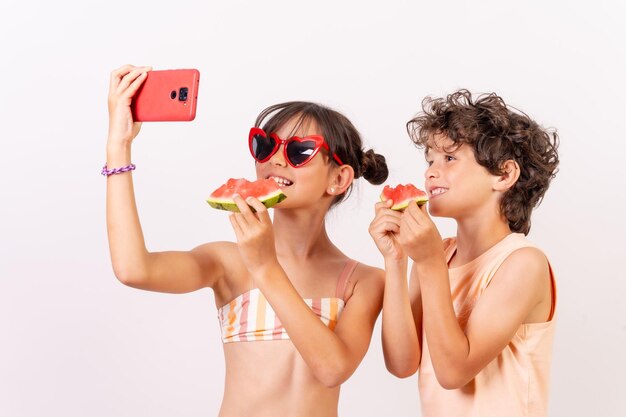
[452,216,513,267]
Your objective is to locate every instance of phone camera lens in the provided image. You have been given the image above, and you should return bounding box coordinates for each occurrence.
[178,87,188,102]
[170,90,177,99]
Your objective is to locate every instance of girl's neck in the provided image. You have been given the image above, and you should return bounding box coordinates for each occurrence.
[272,208,337,260]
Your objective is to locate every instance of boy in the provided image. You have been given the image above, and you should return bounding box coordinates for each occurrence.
[369,89,559,417]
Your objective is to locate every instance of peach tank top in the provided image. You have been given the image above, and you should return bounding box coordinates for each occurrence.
[419,233,556,417]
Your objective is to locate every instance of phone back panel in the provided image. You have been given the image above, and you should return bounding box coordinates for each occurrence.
[131,69,200,122]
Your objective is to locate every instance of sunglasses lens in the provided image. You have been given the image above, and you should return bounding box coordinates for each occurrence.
[286,140,317,166]
[251,134,276,161]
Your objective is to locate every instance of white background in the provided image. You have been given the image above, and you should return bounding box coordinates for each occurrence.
[1,1,625,416]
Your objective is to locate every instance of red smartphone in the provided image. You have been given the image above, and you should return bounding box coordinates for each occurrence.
[131,69,200,122]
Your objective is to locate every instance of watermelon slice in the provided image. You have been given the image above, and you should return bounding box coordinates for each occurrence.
[206,178,287,212]
[380,184,428,211]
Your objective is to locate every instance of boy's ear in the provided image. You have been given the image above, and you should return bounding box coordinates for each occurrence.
[493,159,520,192]
[327,164,355,195]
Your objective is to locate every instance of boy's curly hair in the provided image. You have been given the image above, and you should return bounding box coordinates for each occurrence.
[406,89,559,235]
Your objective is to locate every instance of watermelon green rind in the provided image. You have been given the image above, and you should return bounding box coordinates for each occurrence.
[382,195,429,211]
[206,179,287,212]
[206,190,287,212]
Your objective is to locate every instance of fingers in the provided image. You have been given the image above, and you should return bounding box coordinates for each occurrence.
[378,220,401,234]
[109,65,151,99]
[229,213,243,237]
[371,199,403,235]
[374,201,402,220]
[231,195,251,225]
[403,200,428,225]
[246,197,271,224]
[125,71,149,99]
[371,213,402,232]
[374,199,394,215]
[109,65,135,91]
[400,215,420,240]
[369,215,403,253]
[404,199,419,215]
[399,203,422,240]
[410,200,435,227]
[109,65,132,91]
[232,194,271,223]
[116,66,151,96]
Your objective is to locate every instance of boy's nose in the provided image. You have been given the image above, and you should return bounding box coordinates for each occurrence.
[425,164,438,179]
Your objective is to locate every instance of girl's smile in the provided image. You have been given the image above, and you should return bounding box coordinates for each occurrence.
[267,175,293,188]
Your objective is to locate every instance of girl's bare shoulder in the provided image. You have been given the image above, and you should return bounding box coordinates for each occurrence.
[191,241,249,302]
[349,261,385,295]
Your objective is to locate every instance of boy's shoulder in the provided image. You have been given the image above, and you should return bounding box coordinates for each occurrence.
[483,235,551,284]
[444,233,549,267]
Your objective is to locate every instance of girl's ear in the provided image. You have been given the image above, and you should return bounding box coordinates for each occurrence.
[493,159,520,192]
[327,164,355,195]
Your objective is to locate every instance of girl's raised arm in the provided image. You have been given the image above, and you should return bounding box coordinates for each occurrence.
[105,65,226,294]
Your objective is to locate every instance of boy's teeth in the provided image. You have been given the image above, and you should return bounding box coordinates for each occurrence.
[432,188,446,195]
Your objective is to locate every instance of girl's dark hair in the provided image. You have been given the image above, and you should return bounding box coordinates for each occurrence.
[406,89,559,235]
[255,101,388,206]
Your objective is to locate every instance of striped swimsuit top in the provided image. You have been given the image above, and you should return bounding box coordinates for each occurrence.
[218,260,359,343]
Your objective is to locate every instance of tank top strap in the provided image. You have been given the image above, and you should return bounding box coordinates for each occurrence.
[546,259,558,321]
[482,234,536,289]
[335,259,359,302]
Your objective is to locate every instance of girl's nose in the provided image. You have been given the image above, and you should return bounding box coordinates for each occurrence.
[269,144,287,167]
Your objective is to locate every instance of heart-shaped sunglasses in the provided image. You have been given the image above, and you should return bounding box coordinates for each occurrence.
[249,127,344,168]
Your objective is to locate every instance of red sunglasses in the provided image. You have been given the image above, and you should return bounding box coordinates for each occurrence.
[248,127,344,168]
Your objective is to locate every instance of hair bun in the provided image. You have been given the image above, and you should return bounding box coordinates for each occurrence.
[361,149,388,185]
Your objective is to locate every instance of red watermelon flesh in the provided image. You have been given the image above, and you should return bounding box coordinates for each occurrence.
[207,178,287,212]
[380,184,428,211]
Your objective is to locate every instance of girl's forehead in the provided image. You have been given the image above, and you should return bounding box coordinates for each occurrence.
[275,116,321,138]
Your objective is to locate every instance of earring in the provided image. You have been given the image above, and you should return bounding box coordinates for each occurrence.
[330,187,335,194]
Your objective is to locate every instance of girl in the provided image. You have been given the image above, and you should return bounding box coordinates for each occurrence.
[369,90,559,417]
[105,65,387,417]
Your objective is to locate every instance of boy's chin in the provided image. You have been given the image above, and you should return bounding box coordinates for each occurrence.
[427,206,456,220]
[427,204,444,217]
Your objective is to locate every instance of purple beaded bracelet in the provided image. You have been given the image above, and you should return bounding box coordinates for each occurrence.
[101,163,136,176]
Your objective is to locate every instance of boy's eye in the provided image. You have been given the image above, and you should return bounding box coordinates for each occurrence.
[445,155,455,162]
[426,160,434,166]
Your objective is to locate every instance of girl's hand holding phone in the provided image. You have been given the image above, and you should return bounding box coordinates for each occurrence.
[107,65,152,148]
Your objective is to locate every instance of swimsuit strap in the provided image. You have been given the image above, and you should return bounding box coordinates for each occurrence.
[335,259,359,302]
